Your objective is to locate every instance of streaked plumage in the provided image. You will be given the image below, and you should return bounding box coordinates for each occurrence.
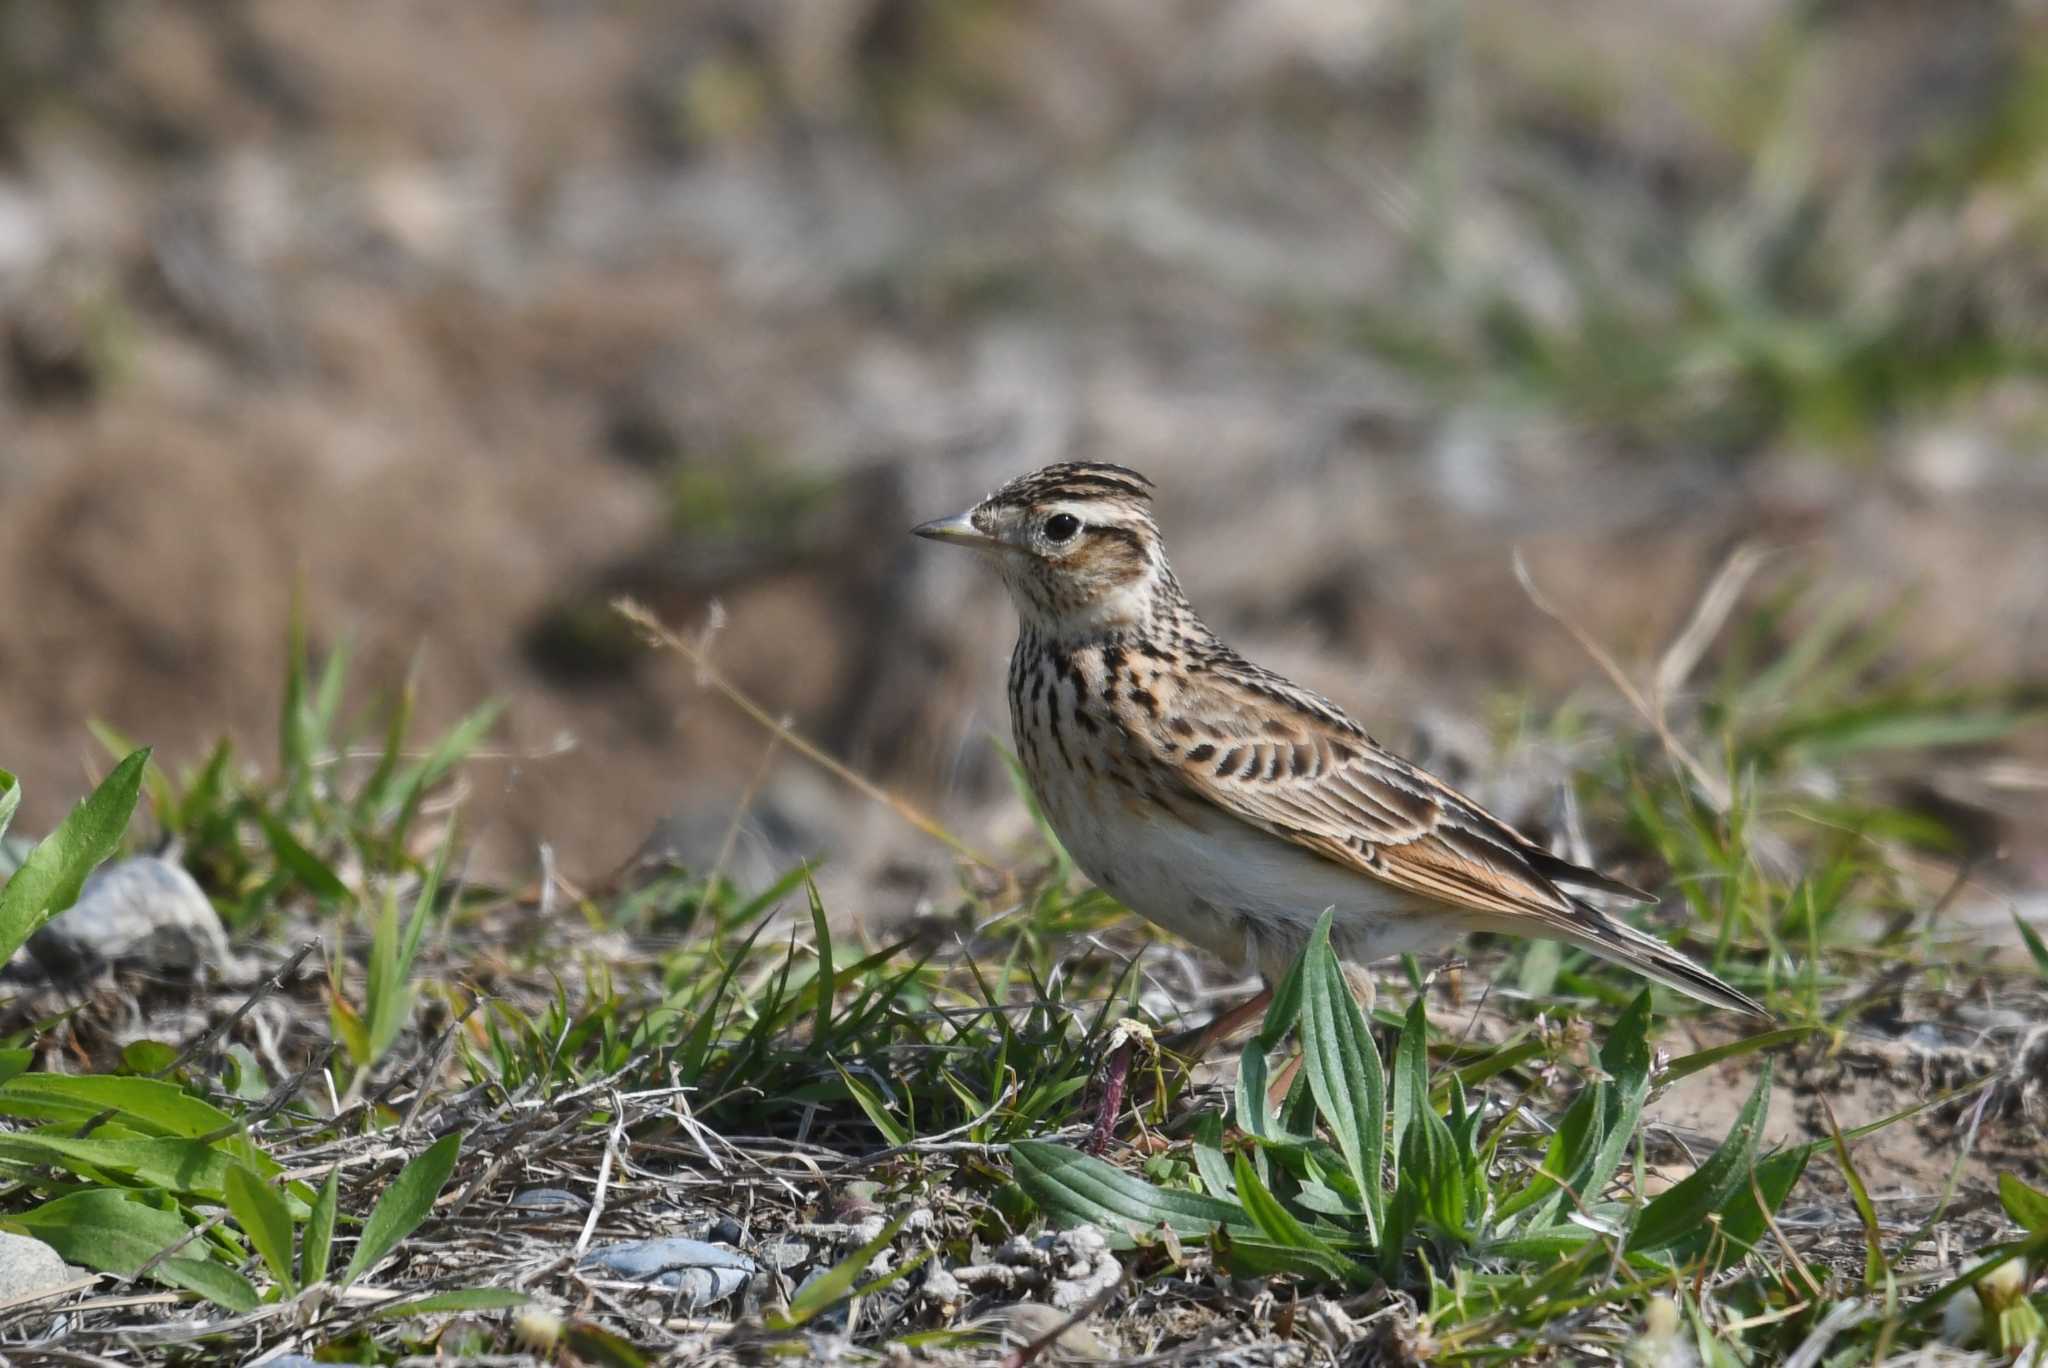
[915,462,1767,1028]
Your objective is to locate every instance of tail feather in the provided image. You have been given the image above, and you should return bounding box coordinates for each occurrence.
[1559,902,1770,1020]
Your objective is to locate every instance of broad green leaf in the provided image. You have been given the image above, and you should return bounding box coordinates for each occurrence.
[1674,1147,1808,1269]
[1191,1113,1236,1202]
[1486,1225,1598,1261]
[0,1074,236,1138]
[0,749,148,964]
[0,1074,273,1174]
[1299,912,1385,1241]
[1256,946,1307,1052]
[1233,1041,1290,1146]
[1498,1085,1602,1224]
[87,723,177,825]
[0,1133,241,1201]
[1011,1140,1248,1246]
[1628,1061,1773,1254]
[1217,1233,1362,1281]
[369,1287,532,1318]
[344,1132,461,1285]
[1999,1173,2048,1234]
[225,1165,297,1295]
[0,1050,31,1089]
[4,1187,189,1275]
[0,767,18,845]
[158,1255,262,1312]
[302,1169,338,1286]
[1230,1152,1361,1282]
[1572,993,1656,1218]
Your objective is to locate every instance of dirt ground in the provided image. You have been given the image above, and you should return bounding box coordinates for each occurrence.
[2,0,2044,905]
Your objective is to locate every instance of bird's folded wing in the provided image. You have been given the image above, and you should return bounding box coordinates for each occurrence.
[1141,673,1644,929]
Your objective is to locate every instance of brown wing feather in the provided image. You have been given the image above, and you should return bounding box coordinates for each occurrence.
[1112,653,1768,1018]
[1140,668,1593,928]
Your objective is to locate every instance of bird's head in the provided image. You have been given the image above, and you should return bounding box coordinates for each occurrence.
[913,462,1172,636]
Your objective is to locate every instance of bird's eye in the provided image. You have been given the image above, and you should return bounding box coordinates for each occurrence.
[1043,513,1081,542]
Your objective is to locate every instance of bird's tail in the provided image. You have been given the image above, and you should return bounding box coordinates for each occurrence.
[1554,902,1771,1019]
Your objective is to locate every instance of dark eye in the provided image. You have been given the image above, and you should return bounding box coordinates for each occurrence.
[1043,513,1081,542]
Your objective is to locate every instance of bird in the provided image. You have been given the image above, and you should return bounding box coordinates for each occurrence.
[913,461,1767,1046]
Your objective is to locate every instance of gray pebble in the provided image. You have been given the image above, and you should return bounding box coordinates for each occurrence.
[11,856,234,982]
[506,1188,587,1215]
[0,1232,86,1302]
[758,1238,813,1272]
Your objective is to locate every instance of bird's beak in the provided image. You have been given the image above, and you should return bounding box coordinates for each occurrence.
[911,510,1002,551]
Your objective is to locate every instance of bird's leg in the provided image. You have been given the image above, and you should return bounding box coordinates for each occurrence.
[1163,985,1274,1058]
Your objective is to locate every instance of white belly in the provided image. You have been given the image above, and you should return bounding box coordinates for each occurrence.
[1032,762,1464,983]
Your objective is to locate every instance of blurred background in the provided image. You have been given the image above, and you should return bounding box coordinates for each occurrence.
[1,0,2043,915]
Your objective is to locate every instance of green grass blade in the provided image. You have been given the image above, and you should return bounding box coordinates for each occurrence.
[772,1209,910,1328]
[344,1132,461,1286]
[302,1169,338,1286]
[807,870,834,1050]
[369,1288,531,1318]
[0,767,17,845]
[1819,1097,1886,1288]
[253,807,350,903]
[0,749,148,965]
[1298,911,1385,1243]
[2014,913,2048,980]
[224,1165,297,1295]
[834,1063,909,1146]
[1659,1027,1813,1085]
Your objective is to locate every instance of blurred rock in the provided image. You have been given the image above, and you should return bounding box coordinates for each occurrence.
[578,1237,755,1308]
[9,856,234,983]
[0,1231,86,1301]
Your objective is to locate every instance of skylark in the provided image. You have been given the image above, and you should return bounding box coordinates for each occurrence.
[915,462,1766,1042]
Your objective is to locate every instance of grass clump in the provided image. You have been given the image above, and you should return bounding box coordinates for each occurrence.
[0,585,2041,1363]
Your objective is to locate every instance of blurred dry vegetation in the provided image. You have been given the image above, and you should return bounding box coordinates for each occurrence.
[1,0,2044,904]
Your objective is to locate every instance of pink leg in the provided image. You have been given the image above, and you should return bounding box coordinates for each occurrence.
[1164,985,1275,1058]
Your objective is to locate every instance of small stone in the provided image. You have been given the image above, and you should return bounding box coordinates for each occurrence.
[1000,1303,1114,1359]
[920,1264,963,1307]
[578,1237,755,1309]
[759,1239,813,1273]
[505,1188,586,1216]
[11,856,235,982]
[0,1232,87,1302]
[707,1215,744,1245]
